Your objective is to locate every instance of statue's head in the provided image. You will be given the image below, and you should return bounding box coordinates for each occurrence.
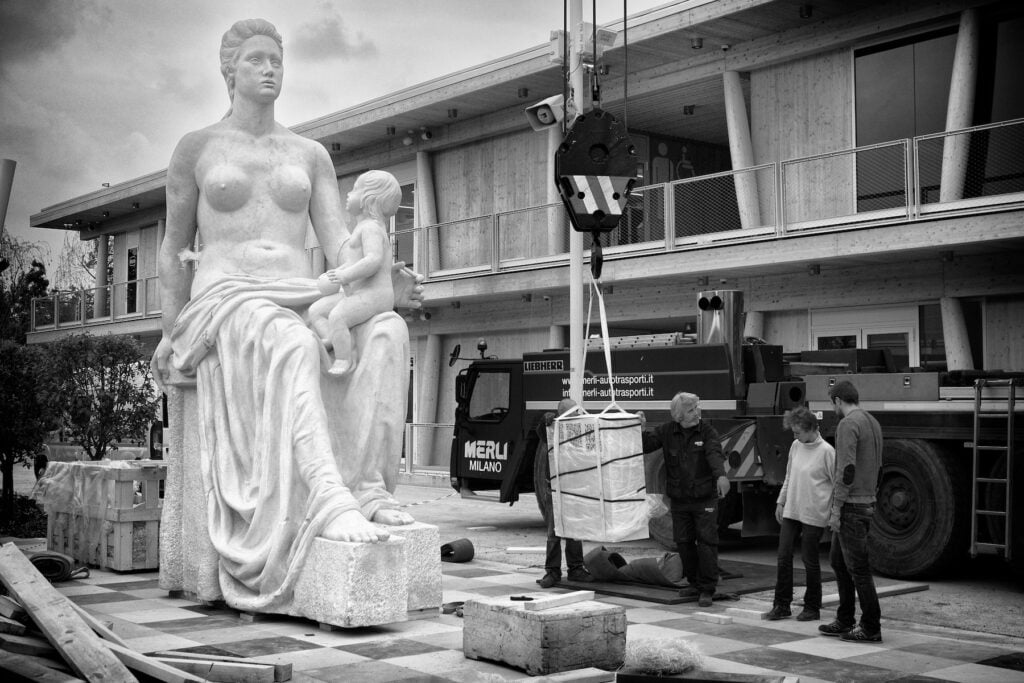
[353,170,403,223]
[220,19,283,106]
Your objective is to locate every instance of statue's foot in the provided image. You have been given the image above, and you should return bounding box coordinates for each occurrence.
[373,508,415,526]
[322,509,389,543]
[327,359,352,376]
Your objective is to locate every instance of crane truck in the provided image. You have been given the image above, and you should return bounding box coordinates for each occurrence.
[449,290,1023,579]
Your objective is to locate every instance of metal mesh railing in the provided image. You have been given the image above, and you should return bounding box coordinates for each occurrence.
[424,215,493,277]
[782,140,909,227]
[915,119,1024,207]
[30,278,161,331]
[497,203,566,262]
[611,183,667,247]
[673,165,776,239]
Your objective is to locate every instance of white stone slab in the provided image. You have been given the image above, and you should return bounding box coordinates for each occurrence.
[386,522,442,613]
[292,536,408,628]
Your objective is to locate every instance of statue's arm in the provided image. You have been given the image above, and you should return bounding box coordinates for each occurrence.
[152,132,203,391]
[308,143,348,269]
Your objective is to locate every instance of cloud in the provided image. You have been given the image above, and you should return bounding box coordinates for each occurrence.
[0,0,108,75]
[289,5,378,62]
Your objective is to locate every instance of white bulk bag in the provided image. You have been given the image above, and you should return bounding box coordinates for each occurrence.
[550,404,650,542]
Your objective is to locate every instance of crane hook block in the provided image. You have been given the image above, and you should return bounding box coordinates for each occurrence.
[554,108,638,233]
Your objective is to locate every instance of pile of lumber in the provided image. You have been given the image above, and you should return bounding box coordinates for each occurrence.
[0,542,291,682]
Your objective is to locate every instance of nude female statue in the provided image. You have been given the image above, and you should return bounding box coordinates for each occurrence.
[150,19,417,610]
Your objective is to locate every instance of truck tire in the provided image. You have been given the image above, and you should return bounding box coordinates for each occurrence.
[870,439,968,578]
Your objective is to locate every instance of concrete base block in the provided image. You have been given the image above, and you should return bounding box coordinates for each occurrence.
[386,522,442,613]
[292,536,408,628]
[463,594,626,676]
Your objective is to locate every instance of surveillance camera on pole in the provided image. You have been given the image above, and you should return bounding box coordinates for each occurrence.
[525,94,572,131]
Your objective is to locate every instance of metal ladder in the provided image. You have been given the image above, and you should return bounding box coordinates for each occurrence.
[970,378,1018,559]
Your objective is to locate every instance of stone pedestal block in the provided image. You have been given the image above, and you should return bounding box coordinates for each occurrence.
[463,594,626,676]
[387,522,442,613]
[292,537,409,628]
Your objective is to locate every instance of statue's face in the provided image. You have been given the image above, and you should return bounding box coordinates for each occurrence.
[346,178,365,214]
[233,35,283,103]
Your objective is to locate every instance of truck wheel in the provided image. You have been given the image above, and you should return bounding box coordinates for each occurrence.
[870,439,968,578]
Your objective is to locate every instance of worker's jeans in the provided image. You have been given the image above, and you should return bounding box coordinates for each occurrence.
[830,503,881,633]
[671,499,719,594]
[773,517,825,609]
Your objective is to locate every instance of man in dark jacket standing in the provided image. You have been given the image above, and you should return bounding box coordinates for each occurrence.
[820,379,884,642]
[642,392,730,607]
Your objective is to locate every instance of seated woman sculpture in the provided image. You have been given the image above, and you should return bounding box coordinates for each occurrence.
[150,18,418,612]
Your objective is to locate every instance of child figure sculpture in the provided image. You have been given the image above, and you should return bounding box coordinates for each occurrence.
[309,170,401,375]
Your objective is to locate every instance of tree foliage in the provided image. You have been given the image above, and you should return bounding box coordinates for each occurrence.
[0,340,59,520]
[48,333,158,461]
[0,233,50,343]
[51,232,98,292]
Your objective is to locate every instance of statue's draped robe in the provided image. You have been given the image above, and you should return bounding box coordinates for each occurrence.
[170,275,409,611]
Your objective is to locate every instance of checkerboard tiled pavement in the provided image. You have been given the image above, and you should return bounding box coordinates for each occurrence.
[45,557,1024,682]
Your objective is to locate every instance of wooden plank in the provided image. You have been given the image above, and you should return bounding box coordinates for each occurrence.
[152,656,276,683]
[0,613,27,635]
[106,642,206,683]
[0,542,137,682]
[0,650,83,683]
[0,631,61,656]
[0,594,27,621]
[69,601,130,648]
[153,651,292,682]
[522,590,596,611]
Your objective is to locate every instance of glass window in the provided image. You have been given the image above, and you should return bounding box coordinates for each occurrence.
[391,183,415,268]
[468,371,510,422]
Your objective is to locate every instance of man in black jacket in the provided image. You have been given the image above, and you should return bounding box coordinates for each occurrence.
[642,392,729,607]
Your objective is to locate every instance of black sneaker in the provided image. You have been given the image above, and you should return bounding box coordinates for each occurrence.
[840,625,882,642]
[763,605,791,621]
[818,619,855,637]
[536,572,559,589]
[796,608,820,622]
[698,592,714,608]
[567,568,594,582]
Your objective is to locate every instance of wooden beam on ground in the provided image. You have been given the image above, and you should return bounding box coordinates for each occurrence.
[154,651,292,682]
[69,601,130,648]
[522,590,596,611]
[152,656,276,683]
[0,631,62,657]
[0,613,27,635]
[0,542,136,682]
[0,650,84,683]
[105,642,207,683]
[0,594,28,621]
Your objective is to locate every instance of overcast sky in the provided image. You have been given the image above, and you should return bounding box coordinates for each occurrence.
[0,0,668,271]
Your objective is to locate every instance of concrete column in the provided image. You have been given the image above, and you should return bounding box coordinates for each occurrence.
[723,71,761,230]
[416,333,443,466]
[96,234,109,318]
[548,325,566,350]
[0,159,15,233]
[416,151,439,274]
[939,9,980,203]
[546,126,568,257]
[940,296,974,371]
[743,310,765,342]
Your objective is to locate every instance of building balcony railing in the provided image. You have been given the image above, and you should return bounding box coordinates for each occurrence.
[394,118,1024,280]
[30,276,162,333]
[29,120,1024,334]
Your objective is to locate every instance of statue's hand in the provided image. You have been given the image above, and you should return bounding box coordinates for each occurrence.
[151,337,174,395]
[391,261,424,310]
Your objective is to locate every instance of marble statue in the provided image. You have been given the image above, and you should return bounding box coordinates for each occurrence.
[151,18,420,613]
[307,170,402,376]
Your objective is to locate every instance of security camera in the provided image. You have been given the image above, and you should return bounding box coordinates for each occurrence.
[524,94,566,131]
[721,44,731,52]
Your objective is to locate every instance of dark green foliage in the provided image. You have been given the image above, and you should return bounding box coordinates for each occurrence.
[47,334,158,461]
[0,341,58,522]
[0,233,49,344]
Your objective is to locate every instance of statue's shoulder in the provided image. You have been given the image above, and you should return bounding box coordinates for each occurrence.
[171,125,222,165]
